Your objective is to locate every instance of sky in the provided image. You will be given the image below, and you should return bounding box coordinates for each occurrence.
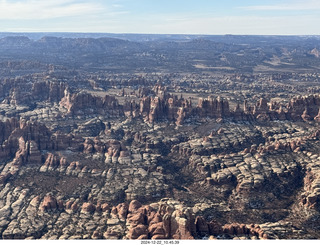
[0,0,320,35]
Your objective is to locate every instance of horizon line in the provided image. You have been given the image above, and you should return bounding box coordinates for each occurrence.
[1,31,320,37]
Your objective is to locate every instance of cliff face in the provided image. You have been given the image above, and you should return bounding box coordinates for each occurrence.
[0,118,83,168]
[123,93,320,125]
[6,81,67,106]
[31,81,66,103]
[59,90,124,117]
[3,76,320,126]
[196,96,230,119]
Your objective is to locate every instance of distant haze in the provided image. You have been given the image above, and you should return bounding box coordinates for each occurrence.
[0,0,319,35]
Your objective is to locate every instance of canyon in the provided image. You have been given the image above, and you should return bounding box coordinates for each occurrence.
[0,34,320,240]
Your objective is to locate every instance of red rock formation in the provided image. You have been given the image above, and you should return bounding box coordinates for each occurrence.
[9,87,32,105]
[81,202,96,213]
[60,90,123,117]
[197,96,230,119]
[51,132,74,151]
[287,94,320,120]
[32,81,66,102]
[124,100,139,118]
[127,212,145,226]
[149,97,165,123]
[222,223,268,239]
[253,98,270,121]
[26,140,42,164]
[67,161,81,171]
[122,93,320,124]
[176,107,185,126]
[129,200,142,213]
[228,95,320,122]
[40,195,58,211]
[0,118,19,145]
[128,224,148,239]
[11,137,28,166]
[233,103,244,120]
[107,200,272,240]
[16,120,52,151]
[106,140,122,157]
[42,153,67,169]
[148,212,162,225]
[256,138,304,155]
[93,137,105,153]
[101,203,110,212]
[83,138,94,154]
[134,93,192,124]
[277,105,287,120]
[139,97,151,118]
[65,199,79,212]
[11,137,44,166]
[30,196,41,207]
[115,203,129,220]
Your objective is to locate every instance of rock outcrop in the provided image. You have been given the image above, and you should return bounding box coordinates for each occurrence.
[60,90,124,117]
[32,81,67,103]
[39,195,58,211]
[107,199,270,240]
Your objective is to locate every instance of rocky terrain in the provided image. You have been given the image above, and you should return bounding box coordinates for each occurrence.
[1,33,320,240]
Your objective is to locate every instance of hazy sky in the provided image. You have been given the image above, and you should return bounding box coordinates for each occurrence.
[0,0,320,35]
